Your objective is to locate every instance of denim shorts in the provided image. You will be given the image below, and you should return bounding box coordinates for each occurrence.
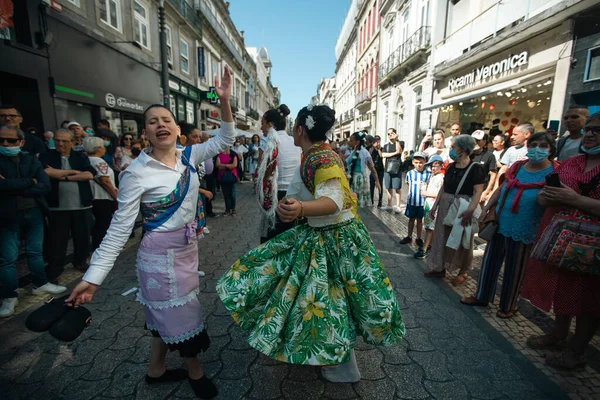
[383,172,402,190]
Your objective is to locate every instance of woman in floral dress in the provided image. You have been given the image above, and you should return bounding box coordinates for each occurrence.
[346,131,381,207]
[217,104,404,383]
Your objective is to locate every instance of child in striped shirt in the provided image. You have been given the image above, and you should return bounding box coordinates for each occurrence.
[399,152,431,247]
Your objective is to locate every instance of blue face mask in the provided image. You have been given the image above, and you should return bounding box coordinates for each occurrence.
[526,147,549,164]
[0,146,22,157]
[47,138,55,149]
[449,149,460,161]
[103,140,111,147]
[86,129,94,136]
[581,144,600,155]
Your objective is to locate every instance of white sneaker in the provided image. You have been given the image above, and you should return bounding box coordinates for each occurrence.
[380,206,391,211]
[393,206,402,214]
[203,227,210,234]
[32,282,67,296]
[0,298,18,318]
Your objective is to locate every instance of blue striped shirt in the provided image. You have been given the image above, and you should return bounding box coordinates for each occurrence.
[406,169,431,207]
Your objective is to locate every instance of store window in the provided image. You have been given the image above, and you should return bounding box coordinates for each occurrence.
[584,47,600,82]
[180,37,190,74]
[169,95,176,117]
[100,0,122,32]
[165,26,173,68]
[105,110,123,136]
[186,101,195,124]
[134,0,150,50]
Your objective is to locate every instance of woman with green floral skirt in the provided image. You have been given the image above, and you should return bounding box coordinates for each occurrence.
[217,104,404,382]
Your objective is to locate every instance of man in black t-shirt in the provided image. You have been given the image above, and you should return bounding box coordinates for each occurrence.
[366,135,384,206]
[470,131,497,204]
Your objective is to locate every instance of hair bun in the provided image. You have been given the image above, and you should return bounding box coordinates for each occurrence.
[278,104,291,117]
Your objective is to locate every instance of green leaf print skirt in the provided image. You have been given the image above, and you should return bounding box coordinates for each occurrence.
[217,218,405,365]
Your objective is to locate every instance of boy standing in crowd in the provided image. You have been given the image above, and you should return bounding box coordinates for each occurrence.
[415,155,445,260]
[399,152,430,247]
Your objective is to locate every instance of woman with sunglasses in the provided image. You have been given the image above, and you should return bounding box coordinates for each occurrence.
[520,113,600,370]
[114,133,135,172]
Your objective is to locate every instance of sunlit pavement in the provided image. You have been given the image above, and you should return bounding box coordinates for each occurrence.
[0,181,585,399]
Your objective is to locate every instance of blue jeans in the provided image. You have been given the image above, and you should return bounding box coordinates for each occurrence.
[221,182,236,211]
[0,207,48,299]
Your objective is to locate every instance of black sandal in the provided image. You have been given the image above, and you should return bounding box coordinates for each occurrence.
[188,375,218,399]
[145,368,188,384]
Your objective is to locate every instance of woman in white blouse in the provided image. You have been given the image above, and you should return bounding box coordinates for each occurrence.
[66,68,235,399]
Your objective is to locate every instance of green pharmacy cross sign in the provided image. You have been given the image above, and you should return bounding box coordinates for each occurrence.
[203,87,219,104]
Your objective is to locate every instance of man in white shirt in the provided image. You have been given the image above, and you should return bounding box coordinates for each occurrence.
[494,123,533,189]
[557,105,589,161]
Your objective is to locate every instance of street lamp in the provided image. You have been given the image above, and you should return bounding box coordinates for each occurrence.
[158,0,170,107]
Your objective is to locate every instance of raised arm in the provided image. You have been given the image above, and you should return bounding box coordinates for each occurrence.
[191,67,235,165]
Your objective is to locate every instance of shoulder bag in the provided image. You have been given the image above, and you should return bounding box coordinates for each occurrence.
[443,163,476,227]
[530,173,600,276]
[478,163,522,241]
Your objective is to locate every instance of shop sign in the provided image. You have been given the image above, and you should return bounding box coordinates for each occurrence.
[169,80,180,91]
[448,51,529,91]
[105,92,144,112]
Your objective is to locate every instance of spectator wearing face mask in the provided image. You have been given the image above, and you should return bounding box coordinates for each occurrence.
[120,139,143,170]
[0,125,65,318]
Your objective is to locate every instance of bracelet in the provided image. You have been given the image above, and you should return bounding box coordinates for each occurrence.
[298,201,304,220]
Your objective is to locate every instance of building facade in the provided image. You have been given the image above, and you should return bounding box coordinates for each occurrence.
[334,0,359,139]
[355,0,381,136]
[0,0,278,135]
[377,0,435,151]
[424,0,596,138]
[320,0,599,151]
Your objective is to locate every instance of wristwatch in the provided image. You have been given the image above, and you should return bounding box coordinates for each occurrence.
[64,176,69,181]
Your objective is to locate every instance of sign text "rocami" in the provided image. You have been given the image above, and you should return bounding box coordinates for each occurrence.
[448,51,528,91]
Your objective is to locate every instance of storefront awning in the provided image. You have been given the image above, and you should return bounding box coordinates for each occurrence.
[421,79,521,111]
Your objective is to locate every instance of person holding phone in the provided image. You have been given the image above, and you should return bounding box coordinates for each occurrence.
[461,132,558,318]
[520,113,600,370]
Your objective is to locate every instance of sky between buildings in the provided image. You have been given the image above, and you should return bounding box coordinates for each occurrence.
[229,0,351,119]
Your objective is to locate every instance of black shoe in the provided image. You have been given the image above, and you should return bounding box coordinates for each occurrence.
[399,237,412,245]
[146,369,188,385]
[414,249,428,260]
[416,238,424,248]
[377,203,382,208]
[207,212,217,218]
[188,375,218,399]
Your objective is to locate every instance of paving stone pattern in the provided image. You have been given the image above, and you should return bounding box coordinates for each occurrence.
[0,182,570,399]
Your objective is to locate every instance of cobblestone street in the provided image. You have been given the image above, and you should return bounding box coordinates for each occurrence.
[0,182,587,399]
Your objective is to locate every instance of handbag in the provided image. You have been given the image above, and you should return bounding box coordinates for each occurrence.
[385,158,401,175]
[443,163,476,226]
[478,164,522,241]
[530,209,600,276]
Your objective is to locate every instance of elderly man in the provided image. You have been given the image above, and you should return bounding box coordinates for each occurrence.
[43,131,55,150]
[67,122,86,152]
[0,105,46,156]
[557,105,590,161]
[0,126,66,317]
[39,129,96,280]
[494,123,533,189]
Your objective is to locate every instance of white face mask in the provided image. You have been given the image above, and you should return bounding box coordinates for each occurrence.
[473,145,481,151]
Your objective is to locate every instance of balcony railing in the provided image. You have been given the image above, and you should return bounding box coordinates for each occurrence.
[169,0,202,36]
[341,111,354,123]
[379,26,431,81]
[355,87,376,106]
[246,108,260,120]
[196,1,251,76]
[433,0,562,66]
